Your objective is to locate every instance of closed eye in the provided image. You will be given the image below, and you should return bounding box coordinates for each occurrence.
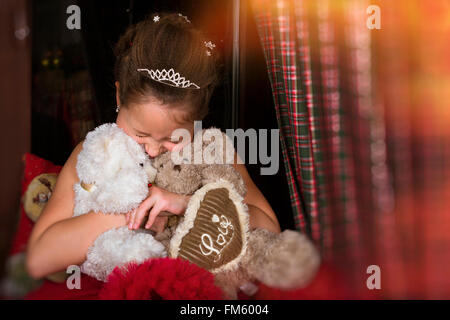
[135,133,150,140]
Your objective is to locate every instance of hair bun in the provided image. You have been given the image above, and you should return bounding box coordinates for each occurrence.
[114,23,138,59]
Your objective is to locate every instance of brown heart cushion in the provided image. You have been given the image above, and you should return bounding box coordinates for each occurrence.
[169,180,249,273]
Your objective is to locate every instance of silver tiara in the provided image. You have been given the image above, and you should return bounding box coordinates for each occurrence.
[137,68,200,89]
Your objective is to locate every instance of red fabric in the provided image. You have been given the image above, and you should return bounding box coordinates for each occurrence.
[99,258,223,300]
[25,274,103,300]
[9,153,62,256]
[247,262,362,299]
[241,262,375,300]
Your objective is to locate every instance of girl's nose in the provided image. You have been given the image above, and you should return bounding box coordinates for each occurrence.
[144,144,160,158]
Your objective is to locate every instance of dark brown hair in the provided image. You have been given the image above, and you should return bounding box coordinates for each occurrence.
[114,12,221,122]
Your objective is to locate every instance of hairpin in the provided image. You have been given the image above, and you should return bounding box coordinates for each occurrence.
[153,15,160,23]
[204,41,216,56]
[204,41,216,50]
[137,68,200,89]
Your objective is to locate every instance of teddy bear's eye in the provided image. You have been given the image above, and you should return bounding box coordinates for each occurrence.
[174,165,181,172]
[139,163,144,167]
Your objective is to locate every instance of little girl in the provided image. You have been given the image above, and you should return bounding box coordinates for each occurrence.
[26,12,280,280]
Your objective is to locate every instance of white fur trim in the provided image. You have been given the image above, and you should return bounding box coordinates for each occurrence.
[169,179,249,273]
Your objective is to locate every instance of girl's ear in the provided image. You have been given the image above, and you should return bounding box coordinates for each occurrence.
[115,81,121,106]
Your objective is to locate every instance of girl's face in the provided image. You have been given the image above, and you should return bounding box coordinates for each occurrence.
[116,97,194,158]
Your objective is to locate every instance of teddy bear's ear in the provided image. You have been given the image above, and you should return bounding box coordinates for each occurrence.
[23,173,58,222]
[192,128,236,165]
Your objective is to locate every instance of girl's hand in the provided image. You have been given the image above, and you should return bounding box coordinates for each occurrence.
[126,186,190,231]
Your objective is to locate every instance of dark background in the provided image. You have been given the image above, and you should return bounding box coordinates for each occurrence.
[30,0,295,230]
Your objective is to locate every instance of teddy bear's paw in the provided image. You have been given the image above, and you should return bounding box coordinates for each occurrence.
[239,281,259,297]
[213,265,255,300]
[244,229,321,290]
[213,270,244,300]
[81,227,167,282]
[169,180,249,274]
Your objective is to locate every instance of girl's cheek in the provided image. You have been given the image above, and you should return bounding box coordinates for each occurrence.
[116,121,131,137]
[130,135,143,145]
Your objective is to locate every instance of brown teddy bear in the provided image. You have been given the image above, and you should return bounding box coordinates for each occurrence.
[151,128,321,299]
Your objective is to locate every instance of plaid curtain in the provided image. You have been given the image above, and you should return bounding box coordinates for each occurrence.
[252,0,450,298]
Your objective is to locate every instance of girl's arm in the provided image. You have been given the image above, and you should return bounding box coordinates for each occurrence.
[25,143,127,279]
[233,162,281,234]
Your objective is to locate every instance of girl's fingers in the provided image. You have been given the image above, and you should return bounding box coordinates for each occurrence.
[127,208,138,229]
[131,197,155,229]
[128,208,137,229]
[133,207,149,229]
[145,203,163,229]
[129,188,154,228]
[126,210,132,224]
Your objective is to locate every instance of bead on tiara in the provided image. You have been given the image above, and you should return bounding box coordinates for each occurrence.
[137,68,200,89]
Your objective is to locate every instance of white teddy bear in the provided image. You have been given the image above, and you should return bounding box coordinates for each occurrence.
[73,123,166,282]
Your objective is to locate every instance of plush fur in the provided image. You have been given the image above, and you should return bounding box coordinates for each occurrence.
[74,123,156,216]
[152,150,202,195]
[74,124,321,298]
[150,129,247,254]
[214,229,321,299]
[82,227,166,282]
[75,125,246,282]
[151,128,321,299]
[243,229,321,290]
[74,123,163,281]
[152,128,246,197]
